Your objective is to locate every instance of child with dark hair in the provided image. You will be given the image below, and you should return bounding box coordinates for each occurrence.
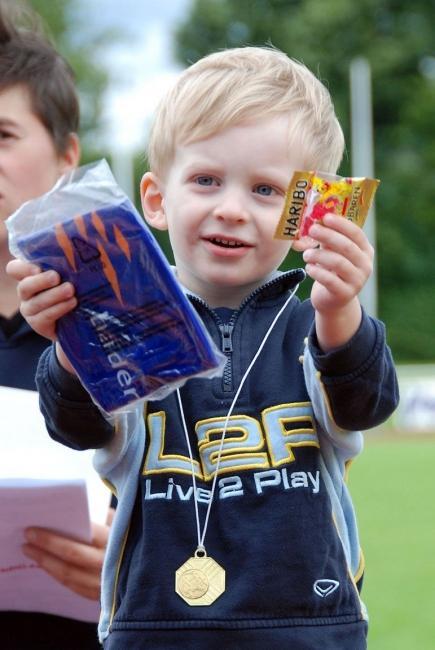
[0,1,106,647]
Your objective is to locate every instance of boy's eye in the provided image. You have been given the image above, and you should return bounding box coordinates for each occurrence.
[254,184,274,196]
[195,175,216,186]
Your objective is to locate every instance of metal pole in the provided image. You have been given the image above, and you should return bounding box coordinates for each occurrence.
[110,148,135,203]
[350,57,377,317]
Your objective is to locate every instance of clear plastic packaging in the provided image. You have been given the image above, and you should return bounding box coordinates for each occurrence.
[7,160,225,413]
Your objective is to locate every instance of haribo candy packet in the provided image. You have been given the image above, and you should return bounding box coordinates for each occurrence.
[274,170,380,240]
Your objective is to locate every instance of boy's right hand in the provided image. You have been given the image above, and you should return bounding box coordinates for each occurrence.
[6,259,77,343]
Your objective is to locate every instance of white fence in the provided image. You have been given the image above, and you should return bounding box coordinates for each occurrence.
[390,364,435,434]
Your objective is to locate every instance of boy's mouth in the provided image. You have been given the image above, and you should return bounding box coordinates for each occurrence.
[206,237,248,249]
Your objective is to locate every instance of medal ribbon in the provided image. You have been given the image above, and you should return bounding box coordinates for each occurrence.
[176,282,301,556]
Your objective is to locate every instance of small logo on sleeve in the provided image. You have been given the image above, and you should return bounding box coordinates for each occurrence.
[313,579,340,598]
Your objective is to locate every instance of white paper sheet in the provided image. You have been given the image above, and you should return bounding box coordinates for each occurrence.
[0,386,111,621]
[0,478,100,621]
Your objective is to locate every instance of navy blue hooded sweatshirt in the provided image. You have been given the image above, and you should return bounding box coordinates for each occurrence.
[36,270,399,649]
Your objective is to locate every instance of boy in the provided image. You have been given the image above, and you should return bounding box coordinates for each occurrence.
[0,1,108,647]
[9,46,399,649]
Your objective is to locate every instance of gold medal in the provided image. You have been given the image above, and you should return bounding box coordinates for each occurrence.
[175,549,225,606]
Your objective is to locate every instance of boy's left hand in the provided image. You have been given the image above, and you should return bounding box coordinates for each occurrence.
[300,213,374,351]
[301,213,374,313]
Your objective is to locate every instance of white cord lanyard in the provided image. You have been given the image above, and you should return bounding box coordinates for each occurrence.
[175,284,300,606]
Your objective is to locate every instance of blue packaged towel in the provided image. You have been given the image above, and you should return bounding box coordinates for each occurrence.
[7,161,224,412]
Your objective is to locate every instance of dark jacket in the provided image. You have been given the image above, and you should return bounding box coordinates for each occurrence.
[0,312,49,389]
[36,270,399,649]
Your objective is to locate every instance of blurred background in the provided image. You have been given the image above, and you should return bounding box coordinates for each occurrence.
[24,1,435,648]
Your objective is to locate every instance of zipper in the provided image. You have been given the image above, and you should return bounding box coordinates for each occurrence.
[218,320,235,392]
[188,295,237,392]
[219,323,234,353]
[187,269,304,393]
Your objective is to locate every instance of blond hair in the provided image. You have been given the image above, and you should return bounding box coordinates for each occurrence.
[148,46,344,178]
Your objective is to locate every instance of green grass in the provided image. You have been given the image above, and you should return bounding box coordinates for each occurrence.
[349,439,435,650]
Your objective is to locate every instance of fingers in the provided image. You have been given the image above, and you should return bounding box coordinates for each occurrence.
[91,519,111,548]
[14,269,76,340]
[7,257,77,323]
[304,261,362,305]
[303,245,371,293]
[20,274,76,319]
[6,258,41,280]
[308,213,374,257]
[301,214,375,318]
[22,544,101,600]
[24,526,107,570]
[291,236,319,252]
[303,215,373,283]
[22,525,107,601]
[17,269,60,301]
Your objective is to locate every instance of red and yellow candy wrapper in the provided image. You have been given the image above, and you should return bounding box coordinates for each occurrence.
[274,171,380,240]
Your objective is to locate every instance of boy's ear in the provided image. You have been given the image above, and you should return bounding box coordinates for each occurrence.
[140,171,167,230]
[59,133,81,174]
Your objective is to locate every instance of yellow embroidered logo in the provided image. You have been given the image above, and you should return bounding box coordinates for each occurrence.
[143,402,319,480]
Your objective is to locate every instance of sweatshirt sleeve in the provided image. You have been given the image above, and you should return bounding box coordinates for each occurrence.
[36,345,115,450]
[305,309,399,431]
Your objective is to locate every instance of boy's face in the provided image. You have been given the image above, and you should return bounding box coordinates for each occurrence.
[0,84,78,251]
[142,116,307,307]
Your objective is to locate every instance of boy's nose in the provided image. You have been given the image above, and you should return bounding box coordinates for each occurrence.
[212,191,249,223]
